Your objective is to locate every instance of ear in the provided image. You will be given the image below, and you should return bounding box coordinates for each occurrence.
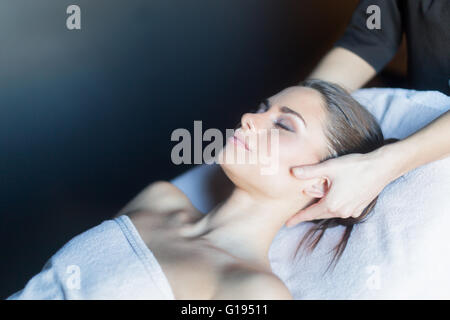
[302,177,330,199]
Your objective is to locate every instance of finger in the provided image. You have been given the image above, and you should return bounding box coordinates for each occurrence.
[291,162,328,180]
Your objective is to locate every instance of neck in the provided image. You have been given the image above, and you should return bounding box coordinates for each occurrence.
[183,187,310,269]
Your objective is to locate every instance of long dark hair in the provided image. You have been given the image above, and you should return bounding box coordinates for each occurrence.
[294,79,395,270]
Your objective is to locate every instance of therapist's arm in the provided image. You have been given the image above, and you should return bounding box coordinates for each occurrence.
[382,110,450,180]
[306,47,377,93]
[287,110,450,225]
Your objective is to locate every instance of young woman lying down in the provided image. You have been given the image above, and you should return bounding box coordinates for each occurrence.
[9,79,391,300]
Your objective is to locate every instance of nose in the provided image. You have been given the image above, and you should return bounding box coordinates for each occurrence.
[240,112,263,132]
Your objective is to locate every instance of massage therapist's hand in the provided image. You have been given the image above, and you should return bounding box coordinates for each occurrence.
[286,149,396,226]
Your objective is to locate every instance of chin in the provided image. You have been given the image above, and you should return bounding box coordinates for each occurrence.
[217,142,286,195]
[219,158,254,188]
[220,163,283,200]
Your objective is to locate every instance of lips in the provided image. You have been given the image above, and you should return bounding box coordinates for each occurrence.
[232,133,250,151]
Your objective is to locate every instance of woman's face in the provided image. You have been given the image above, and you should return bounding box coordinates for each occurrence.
[219,86,331,203]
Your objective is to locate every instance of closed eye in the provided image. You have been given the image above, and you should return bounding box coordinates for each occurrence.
[255,100,295,132]
[274,120,294,132]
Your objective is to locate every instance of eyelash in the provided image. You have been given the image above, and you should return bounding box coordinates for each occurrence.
[255,103,294,132]
[274,121,294,132]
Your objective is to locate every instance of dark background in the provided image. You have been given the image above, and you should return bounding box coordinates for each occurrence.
[0,0,406,298]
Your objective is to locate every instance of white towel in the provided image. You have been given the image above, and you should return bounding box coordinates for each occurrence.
[8,216,175,300]
[352,88,450,139]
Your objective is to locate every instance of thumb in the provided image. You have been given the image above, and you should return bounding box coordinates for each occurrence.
[291,162,327,180]
[285,201,327,227]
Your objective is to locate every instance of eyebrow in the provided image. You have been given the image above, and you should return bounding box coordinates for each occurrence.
[263,99,307,128]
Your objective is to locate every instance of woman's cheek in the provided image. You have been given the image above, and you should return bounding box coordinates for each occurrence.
[279,139,305,163]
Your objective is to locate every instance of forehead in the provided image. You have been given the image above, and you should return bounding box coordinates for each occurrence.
[268,86,327,125]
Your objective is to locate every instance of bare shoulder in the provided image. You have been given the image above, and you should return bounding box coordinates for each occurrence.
[214,268,293,300]
[241,272,293,300]
[115,180,201,218]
